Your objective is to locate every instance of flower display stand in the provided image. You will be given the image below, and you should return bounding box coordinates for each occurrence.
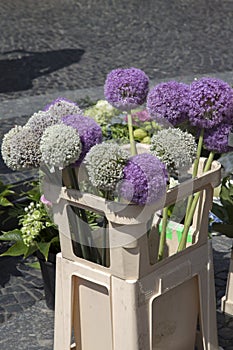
[44,158,221,350]
[221,249,233,315]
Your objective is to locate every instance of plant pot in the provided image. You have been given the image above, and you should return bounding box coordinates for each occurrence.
[36,250,56,310]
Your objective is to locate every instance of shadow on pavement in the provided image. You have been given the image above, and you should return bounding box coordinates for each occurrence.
[0,48,85,93]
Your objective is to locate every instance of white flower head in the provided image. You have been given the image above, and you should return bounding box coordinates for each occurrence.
[150,127,197,177]
[85,142,129,192]
[1,125,41,170]
[40,124,82,172]
[26,110,61,137]
[44,98,82,119]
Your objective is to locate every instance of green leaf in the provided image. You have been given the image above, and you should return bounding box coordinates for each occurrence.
[24,244,38,259]
[36,236,59,261]
[0,240,27,257]
[0,197,13,207]
[0,230,23,242]
[36,242,52,261]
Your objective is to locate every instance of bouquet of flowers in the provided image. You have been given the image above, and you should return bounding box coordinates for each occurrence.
[1,68,233,265]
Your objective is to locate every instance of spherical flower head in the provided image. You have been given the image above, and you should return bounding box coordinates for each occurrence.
[146,81,190,126]
[1,125,23,170]
[2,126,41,170]
[40,124,82,172]
[43,97,82,118]
[62,114,103,165]
[204,123,233,153]
[26,110,61,137]
[188,77,233,128]
[119,153,168,205]
[104,67,149,111]
[150,128,197,177]
[85,142,129,192]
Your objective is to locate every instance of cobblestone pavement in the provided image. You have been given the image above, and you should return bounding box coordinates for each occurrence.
[0,0,232,102]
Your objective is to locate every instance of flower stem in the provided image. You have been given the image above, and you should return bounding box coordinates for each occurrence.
[157,206,169,261]
[127,111,137,156]
[184,128,205,226]
[177,150,215,252]
[192,128,205,178]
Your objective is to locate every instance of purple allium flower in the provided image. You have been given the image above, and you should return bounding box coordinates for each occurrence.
[119,153,168,205]
[188,77,233,129]
[62,114,102,165]
[146,81,190,126]
[104,68,149,111]
[204,123,233,153]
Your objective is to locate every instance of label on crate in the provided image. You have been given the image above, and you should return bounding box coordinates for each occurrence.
[158,221,194,243]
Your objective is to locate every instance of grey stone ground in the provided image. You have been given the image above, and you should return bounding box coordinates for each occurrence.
[0,0,233,348]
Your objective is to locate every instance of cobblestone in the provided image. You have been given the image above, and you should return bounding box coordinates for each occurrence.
[0,0,233,102]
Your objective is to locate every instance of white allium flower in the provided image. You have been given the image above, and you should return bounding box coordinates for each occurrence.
[45,98,82,119]
[1,125,23,169]
[40,124,82,172]
[150,127,197,176]
[85,142,129,192]
[1,126,41,170]
[26,110,60,137]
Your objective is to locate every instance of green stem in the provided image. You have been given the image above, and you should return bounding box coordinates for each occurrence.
[184,128,204,227]
[177,151,215,252]
[157,206,169,261]
[127,111,137,156]
[192,128,205,178]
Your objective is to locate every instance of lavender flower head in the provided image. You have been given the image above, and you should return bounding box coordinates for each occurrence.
[104,68,149,111]
[1,126,41,170]
[146,81,190,126]
[188,77,233,128]
[204,123,233,154]
[26,110,61,137]
[43,97,82,118]
[62,114,103,165]
[85,142,129,192]
[150,128,197,177]
[119,153,168,205]
[40,124,82,172]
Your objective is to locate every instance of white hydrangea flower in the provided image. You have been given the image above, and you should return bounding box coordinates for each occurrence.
[85,142,129,192]
[40,124,82,172]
